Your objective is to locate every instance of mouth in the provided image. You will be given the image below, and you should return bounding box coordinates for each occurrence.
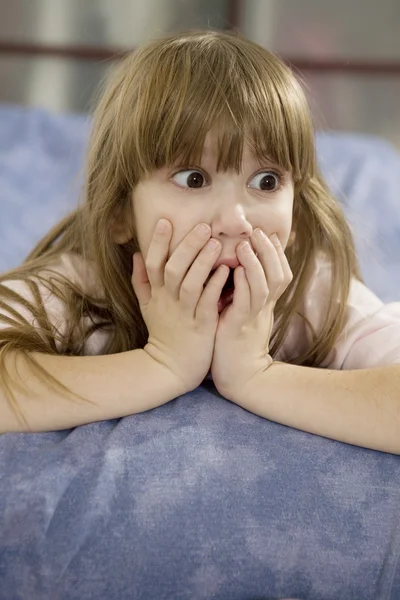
[205,267,236,312]
[221,267,235,293]
[205,266,235,289]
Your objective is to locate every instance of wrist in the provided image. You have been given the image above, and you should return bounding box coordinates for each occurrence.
[143,344,193,395]
[216,354,274,403]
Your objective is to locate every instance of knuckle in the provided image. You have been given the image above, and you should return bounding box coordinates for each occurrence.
[191,227,209,244]
[188,237,204,253]
[285,271,293,285]
[206,273,218,286]
[273,270,287,288]
[180,280,196,296]
[164,262,178,279]
[145,259,158,274]
[198,254,214,271]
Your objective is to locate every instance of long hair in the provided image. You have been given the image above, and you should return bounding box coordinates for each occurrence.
[0,30,361,417]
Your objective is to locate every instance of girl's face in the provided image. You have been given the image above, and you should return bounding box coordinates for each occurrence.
[131,132,294,266]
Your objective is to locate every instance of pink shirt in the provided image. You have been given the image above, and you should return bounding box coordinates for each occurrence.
[1,252,400,370]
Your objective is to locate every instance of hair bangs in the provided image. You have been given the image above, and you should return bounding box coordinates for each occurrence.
[120,33,313,182]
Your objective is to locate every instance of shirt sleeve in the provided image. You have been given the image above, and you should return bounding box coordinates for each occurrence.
[279,259,400,369]
[0,276,70,351]
[0,254,109,355]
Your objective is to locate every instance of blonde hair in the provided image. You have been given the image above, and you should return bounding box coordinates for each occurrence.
[0,29,361,416]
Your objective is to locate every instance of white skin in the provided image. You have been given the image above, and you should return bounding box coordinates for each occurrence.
[122,131,295,275]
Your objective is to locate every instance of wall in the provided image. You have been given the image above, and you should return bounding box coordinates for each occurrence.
[0,0,232,112]
[0,0,399,147]
[241,0,400,147]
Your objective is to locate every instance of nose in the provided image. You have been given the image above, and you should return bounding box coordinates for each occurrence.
[211,202,253,240]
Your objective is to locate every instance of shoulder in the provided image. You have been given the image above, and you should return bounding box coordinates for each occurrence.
[0,252,101,312]
[0,253,108,354]
[279,254,400,368]
[303,255,384,326]
[40,252,102,295]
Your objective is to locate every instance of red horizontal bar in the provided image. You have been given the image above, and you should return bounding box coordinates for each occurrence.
[1,41,400,75]
[0,41,123,61]
[286,58,400,75]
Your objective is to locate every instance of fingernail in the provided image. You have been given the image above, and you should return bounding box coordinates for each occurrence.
[270,233,280,245]
[207,238,220,250]
[254,228,267,239]
[242,241,254,254]
[195,223,211,235]
[156,219,168,233]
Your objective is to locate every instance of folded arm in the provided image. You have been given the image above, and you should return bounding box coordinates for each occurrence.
[224,362,400,454]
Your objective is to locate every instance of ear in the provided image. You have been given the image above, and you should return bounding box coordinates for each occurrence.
[286,231,296,247]
[110,217,132,244]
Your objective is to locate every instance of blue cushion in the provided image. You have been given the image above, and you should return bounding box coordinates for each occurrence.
[1,105,400,600]
[1,389,400,600]
[0,104,90,273]
[316,132,400,302]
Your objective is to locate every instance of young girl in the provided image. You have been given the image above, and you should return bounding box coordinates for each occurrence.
[1,30,400,453]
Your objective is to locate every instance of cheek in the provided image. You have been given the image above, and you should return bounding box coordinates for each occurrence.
[272,196,294,245]
[258,206,292,240]
[132,205,149,251]
[132,211,155,260]
[134,209,193,262]
[168,226,196,258]
[133,190,162,258]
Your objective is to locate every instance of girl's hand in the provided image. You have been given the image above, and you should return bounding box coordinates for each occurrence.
[211,229,292,399]
[132,219,230,393]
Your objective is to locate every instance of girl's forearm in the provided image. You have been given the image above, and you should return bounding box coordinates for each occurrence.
[1,349,186,434]
[226,362,400,454]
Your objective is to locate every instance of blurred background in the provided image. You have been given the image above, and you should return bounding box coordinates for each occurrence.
[0,0,399,147]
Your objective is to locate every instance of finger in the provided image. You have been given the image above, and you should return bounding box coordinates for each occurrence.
[269,233,293,293]
[144,219,172,289]
[251,231,285,299]
[164,223,211,297]
[231,265,251,316]
[197,264,230,320]
[131,252,151,306]
[180,238,222,308]
[237,240,268,312]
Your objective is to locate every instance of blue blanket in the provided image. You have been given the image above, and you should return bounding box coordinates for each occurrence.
[1,105,400,599]
[1,389,400,599]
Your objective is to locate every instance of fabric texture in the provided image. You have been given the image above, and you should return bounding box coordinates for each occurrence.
[1,104,400,600]
[1,391,400,600]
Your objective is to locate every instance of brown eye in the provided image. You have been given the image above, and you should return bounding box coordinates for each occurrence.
[172,170,206,189]
[249,171,280,192]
